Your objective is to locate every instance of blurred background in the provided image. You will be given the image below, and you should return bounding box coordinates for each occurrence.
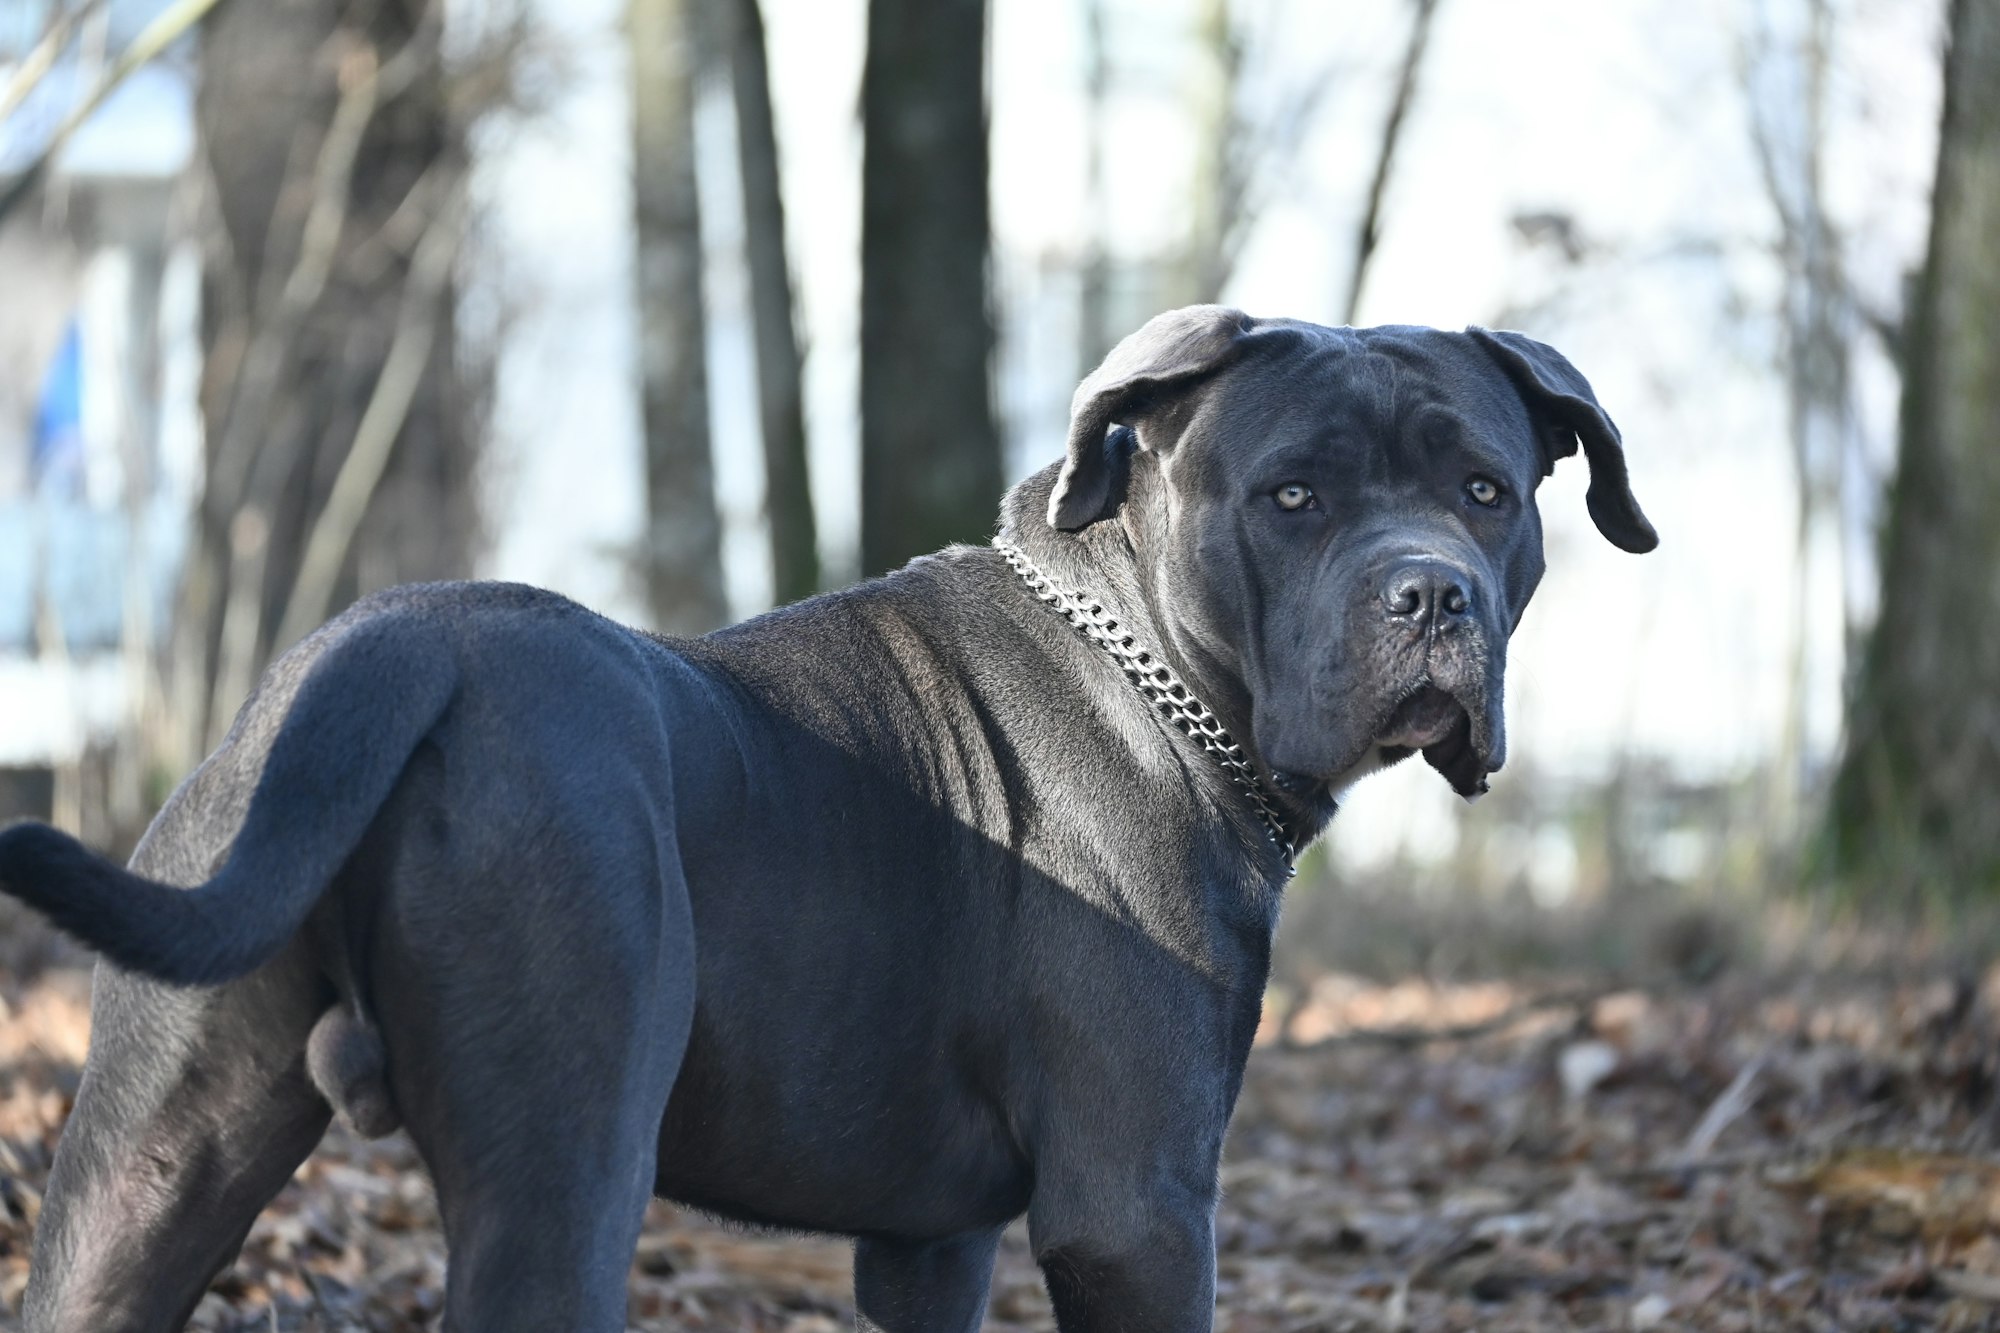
[3,0,2000,1328]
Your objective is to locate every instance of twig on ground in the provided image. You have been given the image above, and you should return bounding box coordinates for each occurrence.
[1607,1146,1803,1182]
[1680,1046,1772,1162]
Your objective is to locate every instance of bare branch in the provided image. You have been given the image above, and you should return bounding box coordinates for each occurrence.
[273,181,465,652]
[0,0,229,226]
[1181,2,1343,305]
[198,10,448,742]
[0,0,108,125]
[1341,0,1441,326]
[201,20,438,528]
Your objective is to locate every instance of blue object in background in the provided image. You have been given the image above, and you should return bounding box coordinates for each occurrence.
[32,320,83,500]
[0,312,178,654]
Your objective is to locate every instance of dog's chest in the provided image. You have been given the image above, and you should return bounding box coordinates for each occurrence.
[651,1004,1030,1236]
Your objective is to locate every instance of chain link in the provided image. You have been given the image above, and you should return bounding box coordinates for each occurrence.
[995,541,1297,876]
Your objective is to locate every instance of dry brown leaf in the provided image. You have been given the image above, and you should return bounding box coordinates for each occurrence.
[1791,1148,2000,1245]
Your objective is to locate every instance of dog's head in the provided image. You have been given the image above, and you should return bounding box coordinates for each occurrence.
[1045,305,1656,809]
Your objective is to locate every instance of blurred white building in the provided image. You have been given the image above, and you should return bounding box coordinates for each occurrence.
[0,0,201,779]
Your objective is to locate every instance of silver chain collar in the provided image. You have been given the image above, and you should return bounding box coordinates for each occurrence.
[994,541,1298,877]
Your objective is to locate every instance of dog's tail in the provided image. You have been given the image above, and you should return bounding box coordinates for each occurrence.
[0,612,456,986]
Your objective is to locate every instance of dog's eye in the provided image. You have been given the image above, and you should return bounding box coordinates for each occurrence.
[1274,483,1316,512]
[1465,477,1502,507]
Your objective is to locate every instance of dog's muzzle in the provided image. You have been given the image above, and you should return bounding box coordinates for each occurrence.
[1368,558,1503,799]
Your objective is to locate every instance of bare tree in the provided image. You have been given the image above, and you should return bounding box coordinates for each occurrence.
[859,0,1002,577]
[630,0,726,633]
[1175,0,1341,310]
[1826,0,2000,897]
[170,0,474,775]
[1743,0,1856,840]
[726,0,817,605]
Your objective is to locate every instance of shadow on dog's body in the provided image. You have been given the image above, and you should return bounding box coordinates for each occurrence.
[0,308,1654,1332]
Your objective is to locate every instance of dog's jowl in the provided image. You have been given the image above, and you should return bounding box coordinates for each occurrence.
[0,306,1654,1333]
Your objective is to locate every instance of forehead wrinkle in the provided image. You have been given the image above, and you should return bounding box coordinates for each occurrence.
[1359,349,1401,426]
[1411,401,1535,491]
[1214,336,1444,489]
[1182,364,1294,480]
[1259,343,1406,482]
[1349,352,1407,487]
[1302,341,1400,427]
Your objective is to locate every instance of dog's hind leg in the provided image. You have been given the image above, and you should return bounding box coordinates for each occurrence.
[379,837,698,1333]
[22,946,333,1333]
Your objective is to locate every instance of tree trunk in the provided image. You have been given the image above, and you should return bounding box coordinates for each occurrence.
[173,0,470,773]
[728,0,818,605]
[630,0,727,634]
[859,0,1002,577]
[1826,0,2000,897]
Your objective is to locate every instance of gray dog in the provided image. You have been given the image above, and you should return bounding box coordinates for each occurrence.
[0,305,1653,1332]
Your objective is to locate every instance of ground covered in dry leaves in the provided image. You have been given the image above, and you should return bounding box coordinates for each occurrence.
[1,957,1999,1331]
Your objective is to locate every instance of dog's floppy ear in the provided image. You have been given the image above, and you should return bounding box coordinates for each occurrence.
[1465,327,1659,554]
[1049,304,1259,530]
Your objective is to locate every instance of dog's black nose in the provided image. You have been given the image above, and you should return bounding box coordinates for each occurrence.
[1382,561,1473,624]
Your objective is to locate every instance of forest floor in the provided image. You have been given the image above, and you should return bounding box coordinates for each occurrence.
[1,948,1999,1331]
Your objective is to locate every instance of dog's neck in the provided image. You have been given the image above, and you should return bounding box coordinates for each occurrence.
[996,461,1336,856]
[997,464,1160,641]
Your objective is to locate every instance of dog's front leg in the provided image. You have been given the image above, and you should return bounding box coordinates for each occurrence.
[1029,1185,1217,1333]
[853,1228,1003,1333]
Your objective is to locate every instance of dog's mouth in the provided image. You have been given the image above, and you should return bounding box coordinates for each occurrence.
[1372,683,1496,801]
[1261,675,1504,806]
[1375,684,1465,750]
